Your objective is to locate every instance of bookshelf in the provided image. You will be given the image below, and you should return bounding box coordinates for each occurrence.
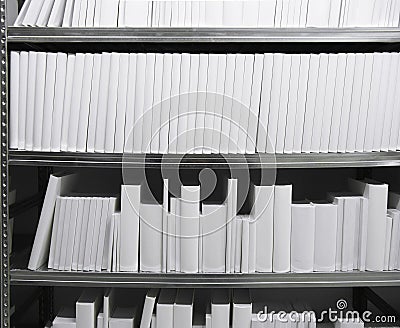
[4,6,400,328]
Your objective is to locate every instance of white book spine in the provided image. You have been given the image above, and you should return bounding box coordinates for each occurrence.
[18,51,29,150]
[60,54,75,152]
[124,53,137,153]
[10,52,19,149]
[25,52,38,151]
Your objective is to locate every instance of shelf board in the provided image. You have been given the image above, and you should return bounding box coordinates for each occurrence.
[8,150,400,169]
[10,269,400,288]
[7,27,400,43]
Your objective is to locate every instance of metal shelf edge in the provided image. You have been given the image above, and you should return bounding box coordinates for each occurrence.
[7,27,400,43]
[10,270,400,288]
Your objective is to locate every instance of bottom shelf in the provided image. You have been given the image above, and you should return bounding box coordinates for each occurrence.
[10,269,400,288]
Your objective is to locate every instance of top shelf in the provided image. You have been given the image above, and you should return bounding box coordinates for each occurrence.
[7,27,400,43]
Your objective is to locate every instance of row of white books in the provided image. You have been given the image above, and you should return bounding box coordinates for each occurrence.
[48,288,365,328]
[28,173,400,273]
[10,51,400,154]
[15,0,400,28]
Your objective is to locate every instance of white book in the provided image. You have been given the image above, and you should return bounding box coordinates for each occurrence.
[14,0,31,26]
[276,54,292,154]
[76,290,101,328]
[355,53,374,152]
[41,53,58,151]
[65,198,80,271]
[160,180,169,273]
[243,0,259,27]
[169,54,182,154]
[349,179,388,271]
[284,54,301,154]
[10,51,19,149]
[234,216,243,273]
[17,51,29,149]
[387,209,400,270]
[83,198,97,271]
[78,0,89,26]
[140,289,159,328]
[67,53,85,152]
[167,212,176,273]
[53,197,67,270]
[328,0,342,27]
[337,53,356,153]
[266,54,284,153]
[213,55,228,153]
[22,0,45,25]
[61,0,74,26]
[77,198,91,271]
[220,54,236,154]
[390,55,400,151]
[176,53,191,154]
[203,54,218,154]
[229,54,245,154]
[202,204,227,273]
[238,55,254,154]
[249,213,256,273]
[119,185,141,271]
[58,197,72,271]
[280,0,290,27]
[252,185,274,273]
[310,54,329,153]
[372,53,391,152]
[106,213,116,271]
[85,0,96,26]
[257,54,274,153]
[205,1,223,26]
[342,197,358,271]
[384,215,393,270]
[306,0,330,26]
[273,185,292,273]
[232,290,252,328]
[118,0,126,27]
[141,53,156,153]
[157,290,176,328]
[247,54,263,154]
[226,179,238,273]
[28,174,75,270]
[159,54,173,154]
[71,198,85,270]
[175,198,181,272]
[110,307,136,328]
[150,54,164,154]
[173,290,194,328]
[71,0,81,26]
[99,0,119,27]
[124,54,138,153]
[140,203,163,272]
[177,1,185,27]
[364,53,384,152]
[241,216,250,273]
[328,54,346,152]
[86,54,102,152]
[103,288,115,328]
[319,54,338,153]
[97,198,116,271]
[88,198,104,271]
[170,1,178,27]
[24,51,38,151]
[93,0,103,26]
[313,202,338,272]
[186,54,200,154]
[381,53,398,151]
[302,54,319,153]
[76,54,94,152]
[47,0,67,26]
[48,197,62,269]
[112,212,120,272]
[346,54,366,153]
[124,1,149,27]
[180,186,200,273]
[94,53,112,153]
[92,198,110,271]
[60,54,75,152]
[328,194,345,271]
[357,197,369,271]
[258,0,276,27]
[291,203,315,273]
[223,1,242,26]
[104,53,120,153]
[274,0,283,27]
[211,290,229,328]
[191,1,200,27]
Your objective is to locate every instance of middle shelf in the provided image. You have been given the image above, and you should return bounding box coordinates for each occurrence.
[8,150,400,169]
[10,269,400,288]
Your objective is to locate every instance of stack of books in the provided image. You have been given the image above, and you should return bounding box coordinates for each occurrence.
[50,288,366,328]
[10,51,400,154]
[15,0,400,28]
[28,174,400,273]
